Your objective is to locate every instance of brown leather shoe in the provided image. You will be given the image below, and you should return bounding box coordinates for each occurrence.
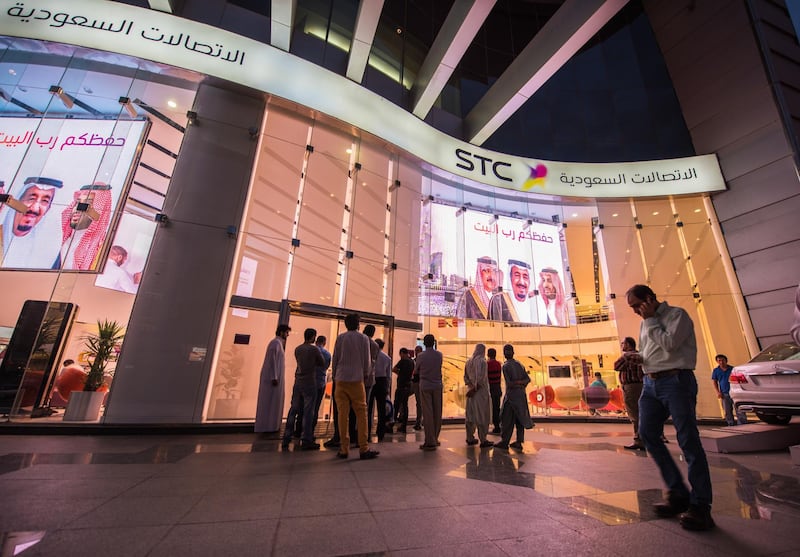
[679,505,715,531]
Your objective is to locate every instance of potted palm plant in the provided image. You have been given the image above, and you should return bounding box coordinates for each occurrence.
[63,320,124,421]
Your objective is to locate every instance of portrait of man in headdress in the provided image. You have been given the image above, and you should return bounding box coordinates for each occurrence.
[55,182,113,271]
[456,256,502,319]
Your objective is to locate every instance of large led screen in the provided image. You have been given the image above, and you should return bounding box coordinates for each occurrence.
[420,203,570,326]
[0,117,148,271]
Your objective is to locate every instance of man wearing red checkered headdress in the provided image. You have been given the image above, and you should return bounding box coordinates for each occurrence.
[57,183,113,270]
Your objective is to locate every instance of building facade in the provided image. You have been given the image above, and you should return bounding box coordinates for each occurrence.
[0,0,797,424]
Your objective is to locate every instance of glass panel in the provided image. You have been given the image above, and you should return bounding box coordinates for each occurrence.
[0,44,198,419]
[207,309,279,421]
[289,123,352,304]
[346,140,390,314]
[240,115,306,301]
[388,157,422,322]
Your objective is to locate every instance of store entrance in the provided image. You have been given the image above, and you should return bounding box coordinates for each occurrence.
[207,297,420,425]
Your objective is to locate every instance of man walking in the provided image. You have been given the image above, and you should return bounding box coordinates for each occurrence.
[626,284,714,531]
[331,313,379,460]
[614,336,645,450]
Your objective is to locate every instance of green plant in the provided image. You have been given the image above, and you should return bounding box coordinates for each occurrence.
[82,320,124,392]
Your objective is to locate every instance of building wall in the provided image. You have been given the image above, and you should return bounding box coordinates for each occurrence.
[104,84,265,423]
[645,0,800,348]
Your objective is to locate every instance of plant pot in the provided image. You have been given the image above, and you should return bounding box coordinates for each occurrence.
[63,391,106,422]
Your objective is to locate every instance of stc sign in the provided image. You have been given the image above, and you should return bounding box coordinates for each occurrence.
[2,0,726,198]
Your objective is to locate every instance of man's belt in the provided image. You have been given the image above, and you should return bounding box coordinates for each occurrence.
[647,369,691,380]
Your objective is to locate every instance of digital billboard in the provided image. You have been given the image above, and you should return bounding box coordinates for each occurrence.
[0,117,148,271]
[420,203,570,326]
[94,212,156,294]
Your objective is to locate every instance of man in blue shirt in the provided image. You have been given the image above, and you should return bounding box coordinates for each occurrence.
[627,284,714,531]
[313,335,332,432]
[711,354,746,426]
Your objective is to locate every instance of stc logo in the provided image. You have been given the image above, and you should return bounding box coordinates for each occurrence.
[454,148,547,191]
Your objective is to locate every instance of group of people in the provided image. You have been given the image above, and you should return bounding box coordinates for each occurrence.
[1,176,115,270]
[254,281,761,532]
[456,256,568,326]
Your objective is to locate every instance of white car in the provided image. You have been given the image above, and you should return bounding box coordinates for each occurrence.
[730,342,800,425]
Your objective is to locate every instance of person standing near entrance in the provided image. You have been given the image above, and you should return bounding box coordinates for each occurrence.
[493,344,533,451]
[411,345,423,430]
[487,348,502,434]
[464,343,493,448]
[368,338,391,441]
[614,336,645,450]
[255,324,291,433]
[711,354,746,426]
[282,328,325,450]
[626,284,714,531]
[416,334,443,450]
[391,347,414,433]
[312,335,331,432]
[331,313,379,460]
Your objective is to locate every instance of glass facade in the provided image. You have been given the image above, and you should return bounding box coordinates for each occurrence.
[0,26,752,425]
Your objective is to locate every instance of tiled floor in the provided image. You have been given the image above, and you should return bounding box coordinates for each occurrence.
[1,422,799,556]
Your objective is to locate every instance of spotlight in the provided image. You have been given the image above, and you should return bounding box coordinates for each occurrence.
[118,96,137,118]
[488,214,499,224]
[186,110,198,125]
[154,213,169,226]
[422,195,434,205]
[388,180,400,192]
[455,206,467,217]
[522,219,532,231]
[49,85,73,109]
[248,127,259,140]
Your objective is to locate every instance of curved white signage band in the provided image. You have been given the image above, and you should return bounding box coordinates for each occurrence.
[1,0,726,198]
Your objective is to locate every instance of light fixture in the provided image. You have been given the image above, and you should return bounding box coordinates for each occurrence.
[455,206,467,217]
[0,193,28,214]
[75,201,100,222]
[49,85,73,109]
[167,100,177,108]
[186,110,198,125]
[422,195,434,205]
[522,219,532,231]
[154,213,169,226]
[488,214,499,224]
[388,180,400,192]
[118,96,137,118]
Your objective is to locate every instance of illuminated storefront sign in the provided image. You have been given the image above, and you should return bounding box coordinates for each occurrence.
[1,0,726,197]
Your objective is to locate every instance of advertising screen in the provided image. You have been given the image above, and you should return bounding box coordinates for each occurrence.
[94,212,156,294]
[420,203,570,326]
[0,117,148,271]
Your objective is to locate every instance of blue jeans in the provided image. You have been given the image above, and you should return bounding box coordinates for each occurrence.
[639,370,712,508]
[721,392,748,426]
[283,382,318,445]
